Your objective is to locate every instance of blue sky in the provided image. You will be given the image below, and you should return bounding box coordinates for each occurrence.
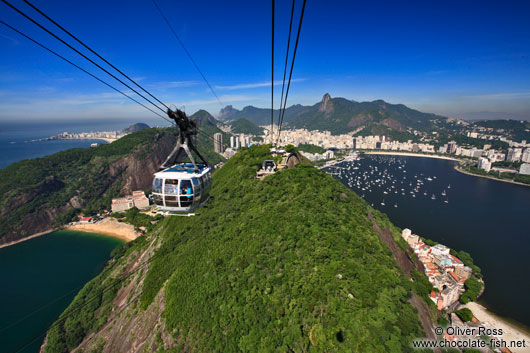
[1,0,529,126]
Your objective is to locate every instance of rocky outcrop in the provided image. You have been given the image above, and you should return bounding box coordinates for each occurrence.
[381,118,405,131]
[40,229,173,353]
[218,105,240,121]
[110,133,174,195]
[318,93,334,114]
[0,132,175,246]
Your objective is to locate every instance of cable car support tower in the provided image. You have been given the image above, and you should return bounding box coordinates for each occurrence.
[161,108,211,172]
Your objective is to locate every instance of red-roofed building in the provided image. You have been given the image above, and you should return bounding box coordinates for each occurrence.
[79,216,93,223]
[448,270,463,284]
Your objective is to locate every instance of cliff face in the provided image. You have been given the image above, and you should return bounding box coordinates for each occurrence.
[108,135,173,195]
[0,129,175,245]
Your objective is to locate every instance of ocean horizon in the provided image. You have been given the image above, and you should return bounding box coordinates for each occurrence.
[0,120,152,169]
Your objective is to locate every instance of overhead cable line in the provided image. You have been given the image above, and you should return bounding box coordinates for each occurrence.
[151,0,224,108]
[1,0,169,116]
[271,0,274,144]
[276,0,295,137]
[276,0,306,145]
[23,0,170,112]
[0,19,171,123]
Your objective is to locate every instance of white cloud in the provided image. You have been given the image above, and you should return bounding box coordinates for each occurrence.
[215,78,306,90]
[147,80,200,90]
[0,33,20,45]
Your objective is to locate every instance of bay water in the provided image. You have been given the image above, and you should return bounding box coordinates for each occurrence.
[0,230,123,353]
[329,154,530,328]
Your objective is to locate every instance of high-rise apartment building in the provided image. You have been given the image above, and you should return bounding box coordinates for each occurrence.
[213,133,223,153]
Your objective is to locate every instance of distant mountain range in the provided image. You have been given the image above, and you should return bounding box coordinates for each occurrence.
[218,93,447,135]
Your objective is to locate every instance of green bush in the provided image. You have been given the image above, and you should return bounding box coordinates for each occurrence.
[460,277,483,303]
[455,308,474,322]
[297,143,326,154]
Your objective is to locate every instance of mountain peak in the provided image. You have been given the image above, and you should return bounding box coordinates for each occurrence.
[191,110,217,126]
[218,105,239,120]
[319,93,334,114]
[121,123,150,133]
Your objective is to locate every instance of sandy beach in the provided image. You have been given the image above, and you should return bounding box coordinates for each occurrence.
[462,302,530,352]
[0,218,137,249]
[66,218,138,242]
[61,137,117,143]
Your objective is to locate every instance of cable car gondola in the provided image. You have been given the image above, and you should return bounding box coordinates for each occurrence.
[152,108,212,213]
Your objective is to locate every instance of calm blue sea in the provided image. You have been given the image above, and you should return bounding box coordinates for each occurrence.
[0,121,133,169]
[0,231,123,353]
[328,155,530,329]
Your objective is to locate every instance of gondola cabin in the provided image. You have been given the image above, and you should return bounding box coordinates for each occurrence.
[152,163,212,213]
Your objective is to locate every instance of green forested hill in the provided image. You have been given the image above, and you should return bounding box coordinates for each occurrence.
[43,145,430,353]
[192,109,232,150]
[473,119,530,142]
[0,122,225,244]
[230,118,264,135]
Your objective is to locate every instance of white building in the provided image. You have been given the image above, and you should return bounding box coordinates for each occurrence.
[477,157,491,172]
[470,148,483,158]
[507,148,522,162]
[431,244,450,257]
[519,163,530,175]
[230,135,241,149]
[521,149,530,163]
[111,191,150,212]
[213,133,223,153]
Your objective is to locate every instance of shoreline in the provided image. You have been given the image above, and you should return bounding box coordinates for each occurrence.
[0,228,59,249]
[65,218,138,242]
[0,218,137,249]
[462,302,530,352]
[63,137,116,143]
[362,151,461,162]
[454,165,530,187]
